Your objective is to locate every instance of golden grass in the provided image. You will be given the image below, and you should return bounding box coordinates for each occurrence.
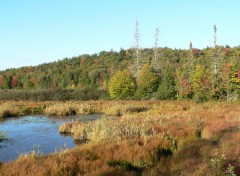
[0,101,49,118]
[45,100,150,116]
[1,100,240,175]
[0,136,174,176]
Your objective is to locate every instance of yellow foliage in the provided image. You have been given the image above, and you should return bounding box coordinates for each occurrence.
[109,70,136,99]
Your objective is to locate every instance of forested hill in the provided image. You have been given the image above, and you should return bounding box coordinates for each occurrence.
[0,47,185,90]
[0,46,240,101]
[0,48,133,90]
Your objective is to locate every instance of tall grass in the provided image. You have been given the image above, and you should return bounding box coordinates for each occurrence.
[60,115,152,141]
[0,100,152,118]
[0,101,48,118]
[1,100,240,175]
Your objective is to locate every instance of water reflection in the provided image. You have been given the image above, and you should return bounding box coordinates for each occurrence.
[0,114,101,162]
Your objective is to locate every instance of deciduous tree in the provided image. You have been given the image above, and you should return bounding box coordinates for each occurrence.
[191,64,211,102]
[109,70,136,100]
[136,64,159,99]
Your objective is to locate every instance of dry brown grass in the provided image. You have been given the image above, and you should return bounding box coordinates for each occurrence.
[0,100,50,118]
[45,100,150,116]
[0,136,174,176]
[1,100,240,175]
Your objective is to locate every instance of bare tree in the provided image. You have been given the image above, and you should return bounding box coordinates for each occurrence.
[135,21,140,76]
[211,25,225,98]
[189,42,192,50]
[213,25,221,76]
[214,25,217,48]
[154,28,159,62]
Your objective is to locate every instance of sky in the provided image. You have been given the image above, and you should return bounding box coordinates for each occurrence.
[0,0,240,70]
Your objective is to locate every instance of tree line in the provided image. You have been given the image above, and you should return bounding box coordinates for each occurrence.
[0,23,240,101]
[0,46,239,102]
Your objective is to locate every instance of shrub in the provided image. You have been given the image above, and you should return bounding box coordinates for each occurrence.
[107,160,143,173]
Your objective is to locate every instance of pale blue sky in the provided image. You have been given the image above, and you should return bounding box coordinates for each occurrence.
[0,0,239,70]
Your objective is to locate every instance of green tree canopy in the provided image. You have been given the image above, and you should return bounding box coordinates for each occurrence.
[109,70,136,100]
[157,67,176,100]
[191,64,211,102]
[136,64,159,99]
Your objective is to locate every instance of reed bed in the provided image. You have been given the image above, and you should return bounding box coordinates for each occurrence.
[0,101,48,118]
[1,100,240,175]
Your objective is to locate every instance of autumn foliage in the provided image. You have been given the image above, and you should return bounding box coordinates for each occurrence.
[1,100,240,175]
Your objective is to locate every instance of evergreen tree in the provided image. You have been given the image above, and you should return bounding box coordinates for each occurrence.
[157,67,176,100]
[3,76,12,89]
[109,70,136,100]
[210,46,225,99]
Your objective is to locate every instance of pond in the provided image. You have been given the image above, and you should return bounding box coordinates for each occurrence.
[0,114,101,162]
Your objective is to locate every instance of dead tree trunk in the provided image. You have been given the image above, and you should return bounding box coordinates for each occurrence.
[135,21,140,76]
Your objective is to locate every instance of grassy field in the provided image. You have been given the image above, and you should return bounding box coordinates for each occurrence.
[0,100,240,175]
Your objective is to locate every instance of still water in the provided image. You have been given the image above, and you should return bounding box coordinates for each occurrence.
[0,114,101,162]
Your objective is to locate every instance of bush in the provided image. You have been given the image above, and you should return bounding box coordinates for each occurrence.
[107,160,143,173]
